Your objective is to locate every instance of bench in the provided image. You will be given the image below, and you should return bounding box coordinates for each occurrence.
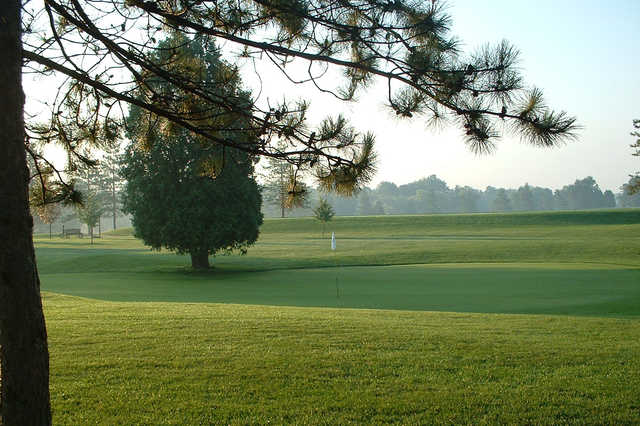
[62,228,83,238]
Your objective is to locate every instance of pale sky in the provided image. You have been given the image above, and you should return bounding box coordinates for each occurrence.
[25,1,640,192]
[240,0,640,192]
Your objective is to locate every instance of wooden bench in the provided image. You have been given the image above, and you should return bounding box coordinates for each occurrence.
[62,228,83,238]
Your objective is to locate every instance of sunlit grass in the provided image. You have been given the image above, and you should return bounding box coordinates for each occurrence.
[46,293,640,424]
[36,209,640,423]
[35,209,640,274]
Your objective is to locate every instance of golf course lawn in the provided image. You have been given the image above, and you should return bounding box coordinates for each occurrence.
[36,209,640,423]
[42,264,640,316]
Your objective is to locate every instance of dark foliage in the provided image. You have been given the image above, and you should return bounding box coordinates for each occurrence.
[122,133,263,268]
[121,35,263,268]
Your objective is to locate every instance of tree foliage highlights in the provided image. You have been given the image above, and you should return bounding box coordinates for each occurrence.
[619,175,640,207]
[29,170,62,239]
[121,35,263,270]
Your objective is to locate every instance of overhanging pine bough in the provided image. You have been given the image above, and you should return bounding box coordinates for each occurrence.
[24,0,578,199]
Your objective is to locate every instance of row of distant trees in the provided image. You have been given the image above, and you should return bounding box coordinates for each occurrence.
[33,161,639,237]
[258,118,639,218]
[264,174,639,218]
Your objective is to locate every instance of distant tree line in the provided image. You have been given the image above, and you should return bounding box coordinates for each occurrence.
[270,174,637,218]
[33,170,640,234]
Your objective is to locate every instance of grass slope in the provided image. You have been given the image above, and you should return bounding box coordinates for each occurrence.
[46,293,640,424]
[37,209,640,275]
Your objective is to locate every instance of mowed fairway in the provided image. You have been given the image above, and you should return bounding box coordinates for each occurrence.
[37,209,640,423]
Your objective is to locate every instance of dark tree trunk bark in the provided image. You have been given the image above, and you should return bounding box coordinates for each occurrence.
[0,1,52,424]
[49,223,52,240]
[190,250,210,270]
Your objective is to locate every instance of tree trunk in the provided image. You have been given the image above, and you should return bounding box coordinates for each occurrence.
[0,1,52,423]
[190,249,210,270]
[49,223,52,240]
[112,179,117,230]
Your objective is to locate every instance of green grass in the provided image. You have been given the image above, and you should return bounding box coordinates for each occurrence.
[35,209,640,423]
[41,264,640,317]
[37,209,640,317]
[37,209,640,275]
[46,293,640,424]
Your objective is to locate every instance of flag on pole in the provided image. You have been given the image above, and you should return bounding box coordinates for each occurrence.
[331,232,336,251]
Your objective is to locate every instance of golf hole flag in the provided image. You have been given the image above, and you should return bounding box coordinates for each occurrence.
[331,232,336,251]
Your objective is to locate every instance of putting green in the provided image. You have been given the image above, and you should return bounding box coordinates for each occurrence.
[40,263,640,317]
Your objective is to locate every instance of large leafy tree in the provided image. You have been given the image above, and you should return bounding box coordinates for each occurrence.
[3,0,580,422]
[555,177,607,210]
[122,132,263,269]
[122,35,263,270]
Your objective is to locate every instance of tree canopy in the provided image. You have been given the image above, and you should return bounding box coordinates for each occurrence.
[619,176,640,207]
[75,190,106,244]
[321,175,618,216]
[122,132,263,269]
[121,35,263,270]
